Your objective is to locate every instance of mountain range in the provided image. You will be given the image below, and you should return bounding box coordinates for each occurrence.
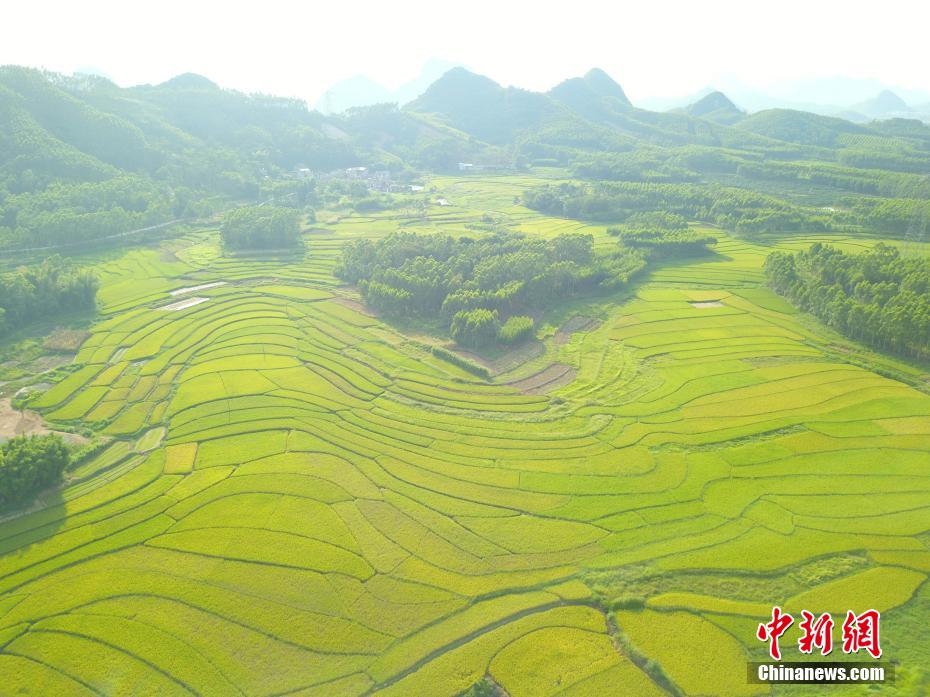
[317,64,930,124]
[6,62,930,182]
[639,77,930,123]
[4,60,930,251]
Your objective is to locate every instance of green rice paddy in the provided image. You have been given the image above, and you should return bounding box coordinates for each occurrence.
[1,176,928,695]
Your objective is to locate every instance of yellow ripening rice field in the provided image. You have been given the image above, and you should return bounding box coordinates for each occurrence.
[1,177,929,696]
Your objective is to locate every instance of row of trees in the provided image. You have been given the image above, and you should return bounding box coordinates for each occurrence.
[220,206,302,250]
[765,243,930,360]
[0,256,98,337]
[521,181,836,235]
[0,434,70,507]
[524,177,930,242]
[850,198,930,238]
[736,159,930,200]
[336,231,647,349]
[571,143,930,202]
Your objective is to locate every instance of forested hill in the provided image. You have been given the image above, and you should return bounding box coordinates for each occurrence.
[4,63,930,251]
[0,66,494,250]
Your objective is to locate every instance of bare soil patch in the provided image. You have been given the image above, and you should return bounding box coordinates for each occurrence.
[331,296,375,316]
[27,354,76,374]
[0,398,88,445]
[690,300,725,308]
[507,363,576,394]
[554,316,600,345]
[0,398,45,439]
[43,329,90,352]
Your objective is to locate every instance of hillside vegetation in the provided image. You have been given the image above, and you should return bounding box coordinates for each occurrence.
[4,64,930,252]
[1,181,928,694]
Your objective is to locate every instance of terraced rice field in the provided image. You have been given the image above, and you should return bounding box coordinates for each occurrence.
[1,177,929,695]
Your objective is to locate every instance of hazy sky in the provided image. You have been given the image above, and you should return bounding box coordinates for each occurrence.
[3,0,929,103]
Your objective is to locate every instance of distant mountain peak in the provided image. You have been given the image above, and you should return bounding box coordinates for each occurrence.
[316,75,392,114]
[159,73,218,90]
[688,90,738,114]
[409,68,559,144]
[582,68,629,103]
[315,59,465,114]
[681,90,744,124]
[874,89,909,108]
[852,90,912,119]
[392,59,463,106]
[412,67,504,107]
[548,67,631,117]
[437,67,499,88]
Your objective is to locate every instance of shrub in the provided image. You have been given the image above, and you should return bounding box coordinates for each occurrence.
[610,595,646,611]
[353,196,388,213]
[220,206,301,250]
[429,346,491,379]
[610,227,717,257]
[0,434,71,506]
[451,308,500,348]
[498,315,534,344]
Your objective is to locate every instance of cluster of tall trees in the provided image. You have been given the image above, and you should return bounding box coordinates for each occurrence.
[850,198,930,238]
[450,308,503,348]
[220,206,302,250]
[765,243,930,360]
[337,231,647,348]
[735,159,930,200]
[0,176,176,249]
[572,148,701,184]
[606,212,718,257]
[498,315,535,344]
[0,434,70,507]
[0,256,98,337]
